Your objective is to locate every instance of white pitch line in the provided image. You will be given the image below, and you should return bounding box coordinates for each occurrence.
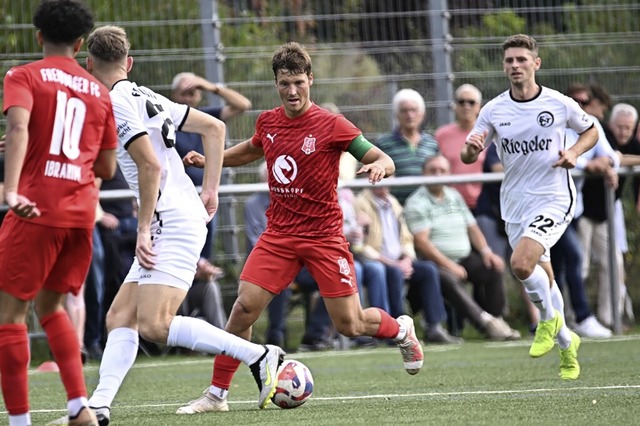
[3,384,639,415]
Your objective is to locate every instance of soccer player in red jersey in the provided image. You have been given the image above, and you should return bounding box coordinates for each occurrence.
[178,42,424,415]
[0,1,117,425]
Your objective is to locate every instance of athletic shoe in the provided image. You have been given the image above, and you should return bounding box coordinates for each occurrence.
[559,331,581,380]
[93,406,110,426]
[249,344,286,409]
[529,310,563,358]
[46,406,99,426]
[176,389,229,414]
[424,324,463,345]
[484,316,514,341]
[396,315,424,375]
[573,315,612,339]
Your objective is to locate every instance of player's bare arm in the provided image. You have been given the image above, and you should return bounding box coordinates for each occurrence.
[127,135,161,269]
[94,148,117,180]
[358,146,395,184]
[182,108,226,220]
[3,106,40,218]
[460,131,487,164]
[553,125,598,169]
[223,139,264,167]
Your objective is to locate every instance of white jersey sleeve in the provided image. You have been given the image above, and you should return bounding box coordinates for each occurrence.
[469,103,497,151]
[566,96,595,135]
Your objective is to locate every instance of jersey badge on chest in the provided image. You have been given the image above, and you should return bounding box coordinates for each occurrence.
[301,135,316,155]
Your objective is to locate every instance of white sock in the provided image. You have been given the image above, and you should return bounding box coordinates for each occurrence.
[550,281,572,349]
[68,396,88,417]
[521,265,555,321]
[208,385,228,399]
[89,327,139,408]
[167,315,264,365]
[8,413,30,426]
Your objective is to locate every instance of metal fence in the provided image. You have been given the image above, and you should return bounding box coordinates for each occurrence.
[2,0,639,274]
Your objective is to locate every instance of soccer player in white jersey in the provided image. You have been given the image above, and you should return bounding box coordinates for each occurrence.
[48,26,284,425]
[461,34,598,380]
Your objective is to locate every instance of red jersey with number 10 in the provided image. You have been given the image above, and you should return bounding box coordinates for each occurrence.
[251,103,362,237]
[2,56,117,228]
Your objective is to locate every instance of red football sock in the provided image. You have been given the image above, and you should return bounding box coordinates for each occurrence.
[211,354,242,389]
[374,308,400,339]
[40,311,87,400]
[0,323,30,414]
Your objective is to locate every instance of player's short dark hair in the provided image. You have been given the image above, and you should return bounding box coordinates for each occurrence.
[32,0,94,45]
[502,34,538,56]
[271,42,312,79]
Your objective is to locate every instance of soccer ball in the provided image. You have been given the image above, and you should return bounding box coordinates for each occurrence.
[271,359,314,409]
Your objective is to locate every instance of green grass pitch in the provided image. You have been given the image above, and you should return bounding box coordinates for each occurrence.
[2,335,639,425]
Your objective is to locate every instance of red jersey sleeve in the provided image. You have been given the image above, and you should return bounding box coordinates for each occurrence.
[100,104,118,151]
[3,68,34,114]
[333,115,362,151]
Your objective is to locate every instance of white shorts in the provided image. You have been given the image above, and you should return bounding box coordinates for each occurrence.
[124,213,207,291]
[506,205,572,263]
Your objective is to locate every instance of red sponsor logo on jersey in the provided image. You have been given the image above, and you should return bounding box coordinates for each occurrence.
[337,257,350,275]
[301,136,316,155]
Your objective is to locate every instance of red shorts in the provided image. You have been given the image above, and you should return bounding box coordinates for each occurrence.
[0,214,93,300]
[241,231,358,298]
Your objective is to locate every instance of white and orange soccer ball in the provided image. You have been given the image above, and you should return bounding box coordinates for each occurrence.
[271,359,314,409]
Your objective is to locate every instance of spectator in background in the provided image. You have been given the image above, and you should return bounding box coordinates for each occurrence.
[376,88,439,205]
[171,71,252,273]
[435,84,486,212]
[546,84,617,339]
[0,2,117,425]
[98,166,138,330]
[585,83,612,122]
[355,184,460,344]
[406,156,520,341]
[580,103,639,328]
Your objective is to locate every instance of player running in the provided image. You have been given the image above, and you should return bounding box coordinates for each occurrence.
[461,34,598,380]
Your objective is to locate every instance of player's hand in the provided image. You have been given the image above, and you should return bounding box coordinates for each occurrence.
[183,151,206,168]
[553,149,578,169]
[200,189,219,223]
[5,191,41,219]
[356,162,386,184]
[464,131,487,156]
[135,228,156,269]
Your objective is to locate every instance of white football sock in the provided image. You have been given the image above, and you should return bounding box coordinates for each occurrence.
[8,413,30,426]
[89,327,139,408]
[550,281,572,349]
[68,396,88,418]
[208,385,228,399]
[167,315,263,365]
[521,265,555,321]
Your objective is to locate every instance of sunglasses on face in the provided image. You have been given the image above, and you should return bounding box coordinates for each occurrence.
[456,99,477,106]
